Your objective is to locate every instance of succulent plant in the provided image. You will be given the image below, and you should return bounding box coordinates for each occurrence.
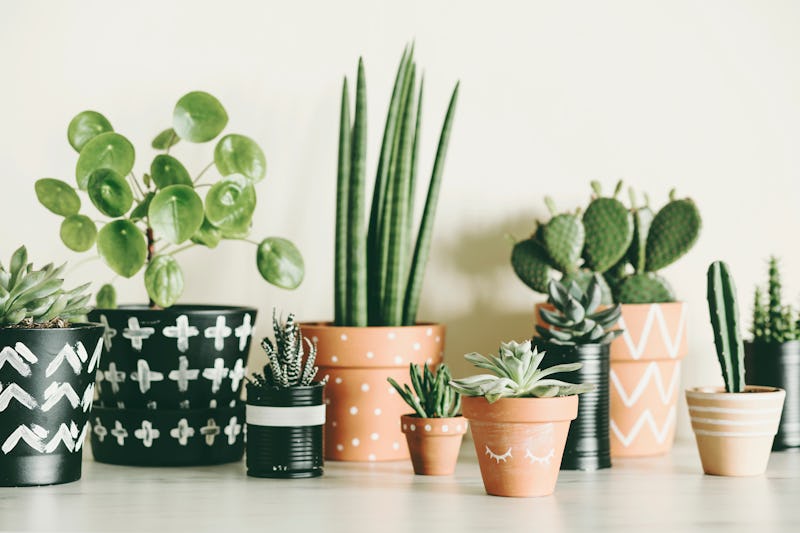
[246,310,327,395]
[36,91,304,309]
[0,246,92,327]
[751,256,800,343]
[535,275,624,346]
[335,45,459,327]
[708,261,745,393]
[449,340,594,403]
[387,363,460,418]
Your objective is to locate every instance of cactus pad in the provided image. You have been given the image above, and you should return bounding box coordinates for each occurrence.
[629,206,653,273]
[645,198,701,272]
[582,197,634,273]
[542,213,584,273]
[511,238,554,294]
[562,268,613,305]
[614,272,675,303]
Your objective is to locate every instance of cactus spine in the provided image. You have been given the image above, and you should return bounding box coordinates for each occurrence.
[707,261,745,393]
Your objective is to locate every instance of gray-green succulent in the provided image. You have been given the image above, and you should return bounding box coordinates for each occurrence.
[36,91,304,309]
[0,246,92,327]
[388,363,461,418]
[450,340,594,403]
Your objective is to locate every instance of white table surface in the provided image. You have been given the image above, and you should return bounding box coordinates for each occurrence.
[0,441,798,533]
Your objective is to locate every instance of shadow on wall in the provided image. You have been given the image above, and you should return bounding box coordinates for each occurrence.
[437,211,545,378]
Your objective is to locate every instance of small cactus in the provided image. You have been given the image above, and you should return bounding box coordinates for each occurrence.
[707,261,745,393]
[751,256,800,343]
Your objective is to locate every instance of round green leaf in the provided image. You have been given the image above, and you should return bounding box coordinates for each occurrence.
[190,217,222,248]
[152,128,180,150]
[68,111,113,152]
[96,284,117,309]
[144,255,184,308]
[87,168,134,217]
[256,237,304,289]
[172,91,228,143]
[205,175,256,233]
[148,185,204,244]
[60,215,97,252]
[214,134,267,183]
[97,219,147,278]
[150,155,192,189]
[75,132,135,190]
[35,178,81,216]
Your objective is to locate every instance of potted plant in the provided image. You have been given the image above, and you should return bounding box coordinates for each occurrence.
[302,44,459,462]
[451,340,593,497]
[36,91,304,466]
[533,275,623,470]
[0,247,102,486]
[686,261,785,476]
[514,182,701,457]
[388,363,464,475]
[245,311,328,478]
[745,256,800,450]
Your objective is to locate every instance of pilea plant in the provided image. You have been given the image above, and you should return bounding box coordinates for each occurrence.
[388,363,461,418]
[35,91,304,308]
[335,45,459,327]
[752,256,800,344]
[0,246,91,327]
[535,275,623,346]
[450,340,594,403]
[708,261,745,393]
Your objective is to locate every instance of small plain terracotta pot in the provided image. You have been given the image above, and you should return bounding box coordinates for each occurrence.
[462,395,578,497]
[686,385,786,476]
[300,323,445,462]
[401,414,467,475]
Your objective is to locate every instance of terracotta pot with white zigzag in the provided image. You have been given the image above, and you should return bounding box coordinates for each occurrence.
[609,302,687,457]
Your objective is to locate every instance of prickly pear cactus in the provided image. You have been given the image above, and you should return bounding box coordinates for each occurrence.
[511,238,554,294]
[582,181,634,273]
[627,189,653,273]
[615,272,675,304]
[645,193,701,272]
[541,198,584,273]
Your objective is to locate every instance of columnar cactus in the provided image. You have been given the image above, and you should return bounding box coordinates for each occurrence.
[707,261,745,393]
[751,256,800,343]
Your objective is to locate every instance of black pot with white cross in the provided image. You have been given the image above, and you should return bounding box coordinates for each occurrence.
[88,306,256,466]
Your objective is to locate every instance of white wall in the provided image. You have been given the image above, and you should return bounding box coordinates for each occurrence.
[2,0,800,439]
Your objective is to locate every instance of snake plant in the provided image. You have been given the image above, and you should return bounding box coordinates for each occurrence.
[335,44,459,327]
[387,363,461,418]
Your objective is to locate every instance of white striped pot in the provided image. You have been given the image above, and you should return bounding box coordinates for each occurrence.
[686,385,785,476]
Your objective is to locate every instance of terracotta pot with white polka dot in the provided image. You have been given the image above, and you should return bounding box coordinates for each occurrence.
[401,414,467,475]
[301,323,445,462]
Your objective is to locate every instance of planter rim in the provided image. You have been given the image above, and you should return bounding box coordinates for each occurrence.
[617,301,686,309]
[92,304,257,314]
[462,394,579,423]
[0,322,103,333]
[533,339,610,351]
[746,338,800,348]
[246,381,327,405]
[300,321,441,331]
[93,403,243,415]
[400,413,464,420]
[686,385,785,400]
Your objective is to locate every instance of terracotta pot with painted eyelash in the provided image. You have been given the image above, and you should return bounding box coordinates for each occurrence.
[401,414,467,475]
[300,323,445,462]
[462,394,578,497]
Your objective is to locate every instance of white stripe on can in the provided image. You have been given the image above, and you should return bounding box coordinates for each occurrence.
[246,404,326,427]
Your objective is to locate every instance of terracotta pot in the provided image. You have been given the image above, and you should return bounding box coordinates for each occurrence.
[686,385,785,476]
[300,323,444,462]
[462,395,578,497]
[400,414,467,475]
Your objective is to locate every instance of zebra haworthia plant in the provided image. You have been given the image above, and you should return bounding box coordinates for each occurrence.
[450,340,594,403]
[707,261,746,393]
[0,246,92,327]
[35,91,304,309]
[335,45,459,327]
[387,363,461,418]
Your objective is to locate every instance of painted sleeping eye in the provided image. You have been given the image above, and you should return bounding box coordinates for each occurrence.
[525,448,555,465]
[485,445,512,463]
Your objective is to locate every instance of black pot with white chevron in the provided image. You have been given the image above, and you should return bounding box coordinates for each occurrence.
[87,305,256,466]
[0,324,104,486]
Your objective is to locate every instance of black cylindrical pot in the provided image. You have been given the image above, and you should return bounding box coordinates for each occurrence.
[0,323,104,486]
[88,306,257,410]
[246,382,325,478]
[534,339,610,471]
[745,340,800,450]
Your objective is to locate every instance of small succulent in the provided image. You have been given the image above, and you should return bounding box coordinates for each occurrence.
[450,340,594,403]
[751,256,799,344]
[708,261,745,393]
[387,363,460,418]
[246,310,327,395]
[0,246,91,327]
[536,275,623,346]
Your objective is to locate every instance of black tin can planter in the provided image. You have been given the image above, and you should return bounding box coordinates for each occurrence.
[534,340,611,471]
[745,340,800,449]
[246,382,325,478]
[90,402,245,466]
[0,324,104,486]
[88,306,257,410]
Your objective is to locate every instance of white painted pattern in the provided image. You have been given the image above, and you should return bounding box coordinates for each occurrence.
[80,383,95,412]
[122,317,155,351]
[616,304,686,360]
[74,422,90,452]
[204,316,232,351]
[168,356,200,392]
[246,405,326,427]
[0,383,37,411]
[687,405,783,415]
[87,337,103,373]
[611,407,677,448]
[45,343,84,377]
[229,359,245,391]
[2,424,48,454]
[130,360,164,393]
[691,417,776,426]
[223,417,242,445]
[200,419,221,446]
[103,362,126,394]
[41,382,81,412]
[134,421,160,447]
[110,421,128,445]
[485,445,512,463]
[202,359,229,393]
[0,344,36,377]
[525,448,555,465]
[234,314,254,352]
[93,417,108,442]
[162,315,199,353]
[693,429,777,437]
[98,315,117,350]
[610,361,681,408]
[170,418,195,445]
[45,421,79,453]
